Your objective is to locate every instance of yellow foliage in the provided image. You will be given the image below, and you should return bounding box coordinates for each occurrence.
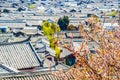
[90,14,99,23]
[109,10,118,17]
[29,4,36,9]
[55,46,62,58]
[79,25,84,31]
[98,68,103,74]
[57,26,61,32]
[42,21,62,58]
[108,31,113,35]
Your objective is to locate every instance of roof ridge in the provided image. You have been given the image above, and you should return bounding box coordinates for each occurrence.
[0,69,67,78]
[0,36,31,46]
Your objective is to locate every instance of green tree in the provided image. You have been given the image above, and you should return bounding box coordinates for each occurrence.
[29,4,36,9]
[42,21,56,46]
[57,16,69,30]
[109,10,118,18]
[3,9,10,13]
[42,21,61,58]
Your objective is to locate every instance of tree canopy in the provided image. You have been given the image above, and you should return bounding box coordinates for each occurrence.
[42,21,61,58]
[3,9,10,13]
[109,10,118,17]
[29,4,36,9]
[51,16,120,79]
[57,16,69,30]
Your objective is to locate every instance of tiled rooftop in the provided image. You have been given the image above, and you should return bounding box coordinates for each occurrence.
[0,64,19,74]
[0,42,41,69]
[0,70,74,80]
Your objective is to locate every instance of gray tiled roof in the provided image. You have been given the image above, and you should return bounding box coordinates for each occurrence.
[0,33,13,43]
[0,70,74,80]
[0,37,9,43]
[0,65,13,74]
[0,64,19,74]
[0,42,41,69]
[1,72,59,80]
[0,23,26,28]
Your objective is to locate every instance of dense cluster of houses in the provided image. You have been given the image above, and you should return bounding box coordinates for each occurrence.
[0,0,119,79]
